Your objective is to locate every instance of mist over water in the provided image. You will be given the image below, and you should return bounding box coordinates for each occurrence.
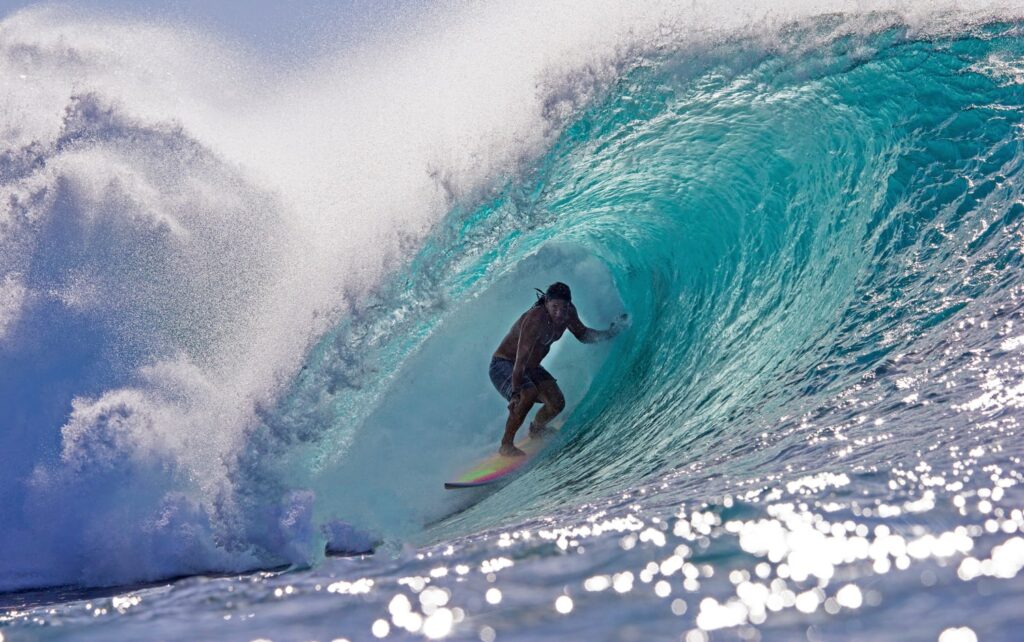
[3,2,1024,640]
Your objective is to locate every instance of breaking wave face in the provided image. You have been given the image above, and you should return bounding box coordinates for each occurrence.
[3,1,1024,592]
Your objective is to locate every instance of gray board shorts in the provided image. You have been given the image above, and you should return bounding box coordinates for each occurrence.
[488,356,556,401]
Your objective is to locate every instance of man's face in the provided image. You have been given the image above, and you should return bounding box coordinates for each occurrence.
[545,298,570,324]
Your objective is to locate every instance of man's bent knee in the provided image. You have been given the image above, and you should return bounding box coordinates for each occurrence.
[539,389,565,414]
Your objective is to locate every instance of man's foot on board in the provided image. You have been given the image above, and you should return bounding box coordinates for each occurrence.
[529,423,556,439]
[499,443,526,457]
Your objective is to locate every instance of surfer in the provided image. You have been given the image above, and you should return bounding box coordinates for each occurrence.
[489,282,626,456]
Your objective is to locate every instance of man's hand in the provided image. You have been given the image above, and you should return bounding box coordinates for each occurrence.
[608,313,630,337]
[507,390,521,411]
[610,313,626,333]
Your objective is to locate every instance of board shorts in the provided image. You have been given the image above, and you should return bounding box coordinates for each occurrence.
[489,356,556,401]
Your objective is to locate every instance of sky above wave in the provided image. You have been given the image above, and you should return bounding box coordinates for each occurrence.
[0,0,402,61]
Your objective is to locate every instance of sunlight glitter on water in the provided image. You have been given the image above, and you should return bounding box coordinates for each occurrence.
[261,452,1022,642]
[5,435,1023,642]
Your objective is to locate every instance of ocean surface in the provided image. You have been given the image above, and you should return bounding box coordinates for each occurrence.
[3,2,1024,640]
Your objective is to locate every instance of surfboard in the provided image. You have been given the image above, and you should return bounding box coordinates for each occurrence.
[444,430,556,489]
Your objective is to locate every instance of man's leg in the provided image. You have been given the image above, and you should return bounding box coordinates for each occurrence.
[501,386,539,456]
[530,380,565,437]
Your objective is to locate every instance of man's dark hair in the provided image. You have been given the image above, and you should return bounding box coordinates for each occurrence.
[534,282,572,307]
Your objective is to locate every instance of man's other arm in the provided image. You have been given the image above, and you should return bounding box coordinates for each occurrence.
[568,307,628,344]
[511,311,543,392]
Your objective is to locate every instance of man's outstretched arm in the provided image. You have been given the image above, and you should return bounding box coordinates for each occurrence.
[568,309,629,344]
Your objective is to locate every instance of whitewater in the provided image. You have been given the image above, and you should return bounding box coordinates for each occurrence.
[3,1,1024,640]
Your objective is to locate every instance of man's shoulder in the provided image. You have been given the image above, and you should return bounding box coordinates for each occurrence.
[521,305,552,330]
[523,306,545,322]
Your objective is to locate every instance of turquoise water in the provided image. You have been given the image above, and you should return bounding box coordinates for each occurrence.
[3,5,1024,641]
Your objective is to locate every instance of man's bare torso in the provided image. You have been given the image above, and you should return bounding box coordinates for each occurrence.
[493,305,576,366]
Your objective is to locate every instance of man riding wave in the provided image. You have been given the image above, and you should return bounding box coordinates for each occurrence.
[489,282,627,456]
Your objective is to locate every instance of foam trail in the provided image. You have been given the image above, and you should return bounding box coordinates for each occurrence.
[1,0,1023,592]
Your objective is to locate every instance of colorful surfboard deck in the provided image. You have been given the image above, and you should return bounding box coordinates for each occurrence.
[444,431,556,489]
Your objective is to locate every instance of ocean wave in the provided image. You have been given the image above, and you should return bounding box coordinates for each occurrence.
[2,2,1024,593]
